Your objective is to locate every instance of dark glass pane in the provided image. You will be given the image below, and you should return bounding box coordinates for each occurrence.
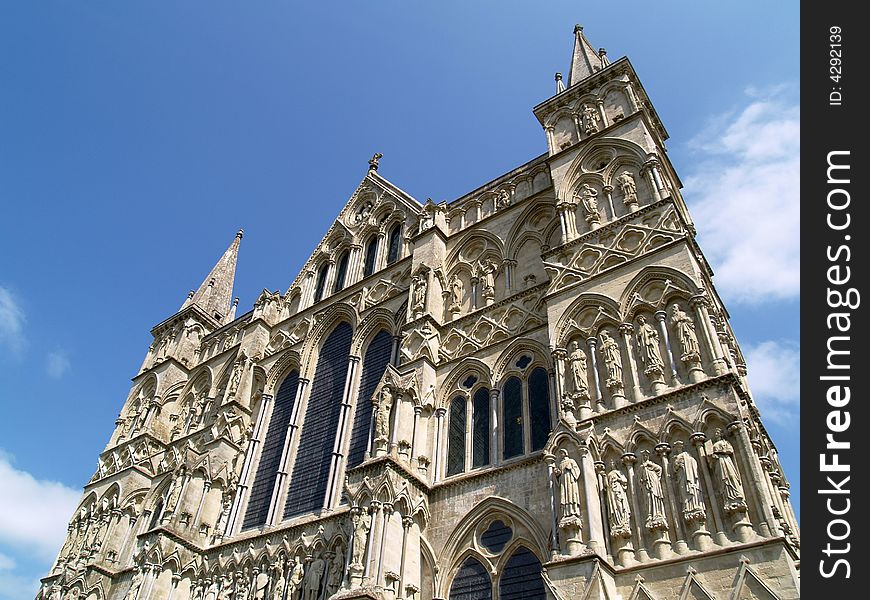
[480,520,512,554]
[447,397,466,476]
[515,355,532,369]
[283,323,352,519]
[462,375,478,389]
[528,368,551,452]
[148,500,163,530]
[498,547,545,600]
[386,224,401,265]
[502,377,523,460]
[472,388,490,468]
[313,263,329,302]
[363,237,378,277]
[242,370,300,530]
[449,557,492,600]
[347,330,392,468]
[333,252,350,293]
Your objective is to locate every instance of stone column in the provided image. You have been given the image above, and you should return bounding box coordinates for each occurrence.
[622,453,650,562]
[593,462,614,561]
[398,516,413,600]
[376,503,393,587]
[691,295,728,375]
[618,324,643,402]
[327,356,361,507]
[545,125,556,155]
[579,445,605,554]
[490,389,500,465]
[587,337,605,412]
[432,408,446,482]
[596,99,609,128]
[229,392,272,534]
[642,163,662,202]
[729,421,776,538]
[166,573,180,600]
[552,348,576,427]
[691,433,728,546]
[654,310,678,384]
[602,185,616,221]
[656,444,688,554]
[375,231,388,271]
[268,378,309,525]
[193,481,210,531]
[348,243,363,285]
[389,390,403,457]
[544,455,561,560]
[410,406,422,463]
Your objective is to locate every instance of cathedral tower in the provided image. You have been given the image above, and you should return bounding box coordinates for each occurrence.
[39,25,799,600]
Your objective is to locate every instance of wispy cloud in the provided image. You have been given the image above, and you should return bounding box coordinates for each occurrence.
[744,340,800,424]
[0,452,80,562]
[0,286,26,356]
[0,552,40,600]
[46,350,71,379]
[683,86,799,304]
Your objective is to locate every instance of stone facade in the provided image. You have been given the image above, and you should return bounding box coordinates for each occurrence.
[38,25,799,600]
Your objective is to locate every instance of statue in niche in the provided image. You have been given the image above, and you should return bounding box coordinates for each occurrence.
[606,461,632,535]
[640,450,667,528]
[288,559,305,598]
[205,579,220,600]
[672,441,705,519]
[635,316,665,375]
[710,429,747,513]
[217,576,233,600]
[670,304,700,361]
[215,493,233,536]
[124,569,144,600]
[326,547,344,595]
[191,393,207,431]
[374,387,394,443]
[553,449,583,525]
[235,576,251,600]
[418,202,435,232]
[303,557,325,600]
[163,472,183,515]
[576,183,600,224]
[495,188,511,210]
[599,331,623,386]
[351,510,371,567]
[270,566,286,600]
[567,341,589,397]
[617,171,638,206]
[227,354,246,397]
[581,103,600,134]
[478,259,498,303]
[411,274,427,316]
[449,275,463,312]
[354,201,374,225]
[191,583,205,600]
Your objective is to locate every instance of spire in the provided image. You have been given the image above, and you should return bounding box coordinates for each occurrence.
[568,24,605,86]
[186,229,243,323]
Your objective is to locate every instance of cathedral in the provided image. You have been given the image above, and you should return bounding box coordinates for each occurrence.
[38,25,800,600]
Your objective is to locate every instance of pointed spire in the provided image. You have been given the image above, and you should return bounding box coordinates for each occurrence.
[555,72,566,94]
[187,230,243,323]
[568,24,604,86]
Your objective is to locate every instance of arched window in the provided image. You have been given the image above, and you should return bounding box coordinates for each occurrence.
[148,499,164,530]
[528,368,551,452]
[313,263,329,302]
[498,547,545,600]
[472,388,491,468]
[363,236,378,277]
[347,330,393,468]
[446,396,467,477]
[450,557,492,600]
[386,224,402,265]
[242,370,299,530]
[283,323,353,519]
[333,251,350,293]
[502,377,523,460]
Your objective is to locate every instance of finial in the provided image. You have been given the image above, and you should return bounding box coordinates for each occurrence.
[187,290,194,299]
[555,72,566,94]
[368,153,383,172]
[232,297,239,307]
[236,229,244,239]
[208,278,215,288]
[574,24,583,35]
[598,48,610,67]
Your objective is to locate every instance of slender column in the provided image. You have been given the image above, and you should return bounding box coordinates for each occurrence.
[166,573,180,600]
[432,408,446,482]
[642,165,662,202]
[624,83,641,112]
[489,389,500,465]
[654,310,678,384]
[655,444,688,554]
[691,433,728,545]
[691,295,728,375]
[364,400,377,462]
[391,335,402,366]
[193,481,210,530]
[326,356,360,507]
[410,406,422,462]
[389,390,403,457]
[301,270,317,308]
[602,185,616,221]
[650,162,668,196]
[504,260,516,292]
[470,278,479,310]
[593,461,613,560]
[545,126,556,154]
[348,244,363,285]
[228,393,272,534]
[618,324,643,401]
[398,516,413,599]
[375,231,388,271]
[579,445,605,554]
[547,369,559,429]
[376,503,393,586]
[363,502,380,580]
[621,453,649,562]
[587,337,604,411]
[729,421,776,537]
[544,454,561,560]
[596,99,609,128]
[267,378,309,525]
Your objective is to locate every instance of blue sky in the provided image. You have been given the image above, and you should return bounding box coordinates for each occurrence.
[0,1,798,595]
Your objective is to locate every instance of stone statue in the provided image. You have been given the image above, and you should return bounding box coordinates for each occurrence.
[710,429,746,512]
[479,259,497,303]
[368,152,383,171]
[640,451,666,528]
[235,576,251,600]
[228,354,246,397]
[164,473,183,515]
[599,331,623,385]
[215,493,233,536]
[581,103,600,134]
[125,569,144,600]
[411,274,427,315]
[217,576,233,600]
[288,560,305,599]
[567,341,589,397]
[270,570,286,600]
[577,183,598,214]
[205,579,220,600]
[616,171,638,206]
[670,304,700,360]
[635,316,665,374]
[606,462,631,535]
[351,510,371,567]
[354,201,373,225]
[495,189,511,210]
[326,547,344,595]
[374,387,393,443]
[672,441,705,518]
[303,557,324,600]
[449,275,463,312]
[553,449,583,524]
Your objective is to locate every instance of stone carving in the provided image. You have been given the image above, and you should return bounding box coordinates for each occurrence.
[576,183,601,228]
[567,340,589,397]
[205,579,220,600]
[640,450,667,530]
[271,567,286,600]
[411,274,427,317]
[217,576,233,600]
[227,353,247,398]
[599,331,623,390]
[672,441,705,522]
[303,557,324,600]
[351,510,371,567]
[215,493,233,537]
[617,170,639,210]
[710,429,747,514]
[670,304,700,361]
[374,387,394,449]
[635,316,665,377]
[448,275,463,313]
[326,547,344,595]
[554,449,583,526]
[354,200,374,225]
[163,471,184,515]
[581,103,600,134]
[606,462,632,537]
[368,152,382,171]
[478,259,498,305]
[495,188,511,210]
[124,569,144,600]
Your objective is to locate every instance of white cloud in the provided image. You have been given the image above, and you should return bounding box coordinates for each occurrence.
[0,552,39,600]
[0,286,26,355]
[744,340,800,424]
[46,350,71,379]
[0,452,80,562]
[683,87,799,304]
